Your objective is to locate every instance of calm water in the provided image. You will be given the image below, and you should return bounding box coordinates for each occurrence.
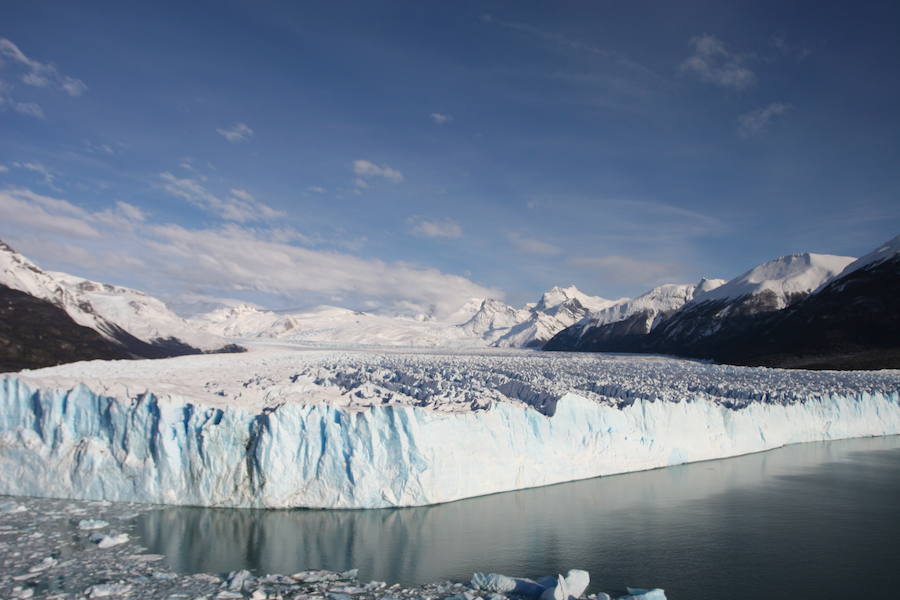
[135,436,900,599]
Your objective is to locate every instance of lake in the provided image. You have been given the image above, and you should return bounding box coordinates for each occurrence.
[135,435,900,599]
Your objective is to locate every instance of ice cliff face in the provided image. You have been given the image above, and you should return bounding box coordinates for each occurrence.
[1,350,898,509]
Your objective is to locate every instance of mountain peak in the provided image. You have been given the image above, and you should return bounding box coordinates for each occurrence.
[695,252,855,307]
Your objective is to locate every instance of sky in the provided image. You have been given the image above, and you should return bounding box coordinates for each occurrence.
[2,0,899,316]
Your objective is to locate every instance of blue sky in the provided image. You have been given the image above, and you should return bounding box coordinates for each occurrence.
[2,0,899,315]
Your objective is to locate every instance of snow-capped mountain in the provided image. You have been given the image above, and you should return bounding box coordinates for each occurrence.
[462,286,618,348]
[0,240,238,366]
[587,279,726,335]
[645,252,855,345]
[547,239,900,369]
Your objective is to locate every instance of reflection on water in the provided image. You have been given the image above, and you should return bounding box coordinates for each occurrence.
[136,436,900,600]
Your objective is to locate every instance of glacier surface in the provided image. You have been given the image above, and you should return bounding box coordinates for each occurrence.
[1,348,898,508]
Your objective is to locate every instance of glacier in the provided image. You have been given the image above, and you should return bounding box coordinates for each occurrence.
[1,348,899,509]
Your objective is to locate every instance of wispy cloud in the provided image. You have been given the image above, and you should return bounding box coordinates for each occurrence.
[737,102,791,138]
[353,159,404,185]
[680,34,756,90]
[408,216,463,239]
[216,122,254,143]
[0,188,99,238]
[483,14,661,82]
[9,101,44,119]
[430,112,453,125]
[159,172,283,222]
[11,161,59,189]
[1,185,499,318]
[507,231,562,256]
[769,31,811,61]
[0,37,87,96]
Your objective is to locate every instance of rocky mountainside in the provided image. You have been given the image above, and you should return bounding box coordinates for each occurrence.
[0,284,131,371]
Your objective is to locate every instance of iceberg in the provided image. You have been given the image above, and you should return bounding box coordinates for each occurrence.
[1,349,898,508]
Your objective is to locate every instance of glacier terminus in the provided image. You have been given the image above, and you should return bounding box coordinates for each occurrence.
[1,347,898,509]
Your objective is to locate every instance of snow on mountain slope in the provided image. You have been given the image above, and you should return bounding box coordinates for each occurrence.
[459,299,532,339]
[193,284,623,350]
[466,286,618,347]
[693,253,855,309]
[579,279,726,334]
[2,348,898,508]
[193,304,485,348]
[534,285,618,315]
[828,234,900,282]
[0,240,228,353]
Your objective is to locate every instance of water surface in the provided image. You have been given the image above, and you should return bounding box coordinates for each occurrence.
[136,436,900,599]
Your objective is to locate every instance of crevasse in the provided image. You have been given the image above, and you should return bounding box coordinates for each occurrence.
[1,375,899,509]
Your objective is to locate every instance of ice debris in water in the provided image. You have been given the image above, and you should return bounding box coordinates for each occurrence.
[89,531,129,548]
[0,501,27,513]
[78,518,109,530]
[0,493,665,600]
[473,570,593,600]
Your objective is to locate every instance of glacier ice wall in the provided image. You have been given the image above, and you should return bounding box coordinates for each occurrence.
[1,375,899,509]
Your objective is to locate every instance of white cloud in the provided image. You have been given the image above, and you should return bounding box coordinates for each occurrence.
[507,231,562,256]
[0,37,87,96]
[408,216,463,239]
[737,102,791,138]
[430,113,453,125]
[159,172,283,222]
[568,255,675,285]
[0,165,8,173]
[0,185,499,318]
[216,122,254,143]
[307,186,327,193]
[680,34,756,90]
[353,159,404,184]
[0,188,99,238]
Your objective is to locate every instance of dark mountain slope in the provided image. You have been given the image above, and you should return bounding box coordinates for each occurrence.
[546,253,900,370]
[0,284,131,372]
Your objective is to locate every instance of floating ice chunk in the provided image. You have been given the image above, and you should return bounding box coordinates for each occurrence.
[89,532,129,548]
[225,569,252,592]
[0,501,27,513]
[620,588,666,599]
[78,519,109,530]
[28,556,57,572]
[12,586,34,599]
[540,575,568,600]
[85,583,133,597]
[539,570,589,600]
[563,569,590,598]
[471,573,517,593]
